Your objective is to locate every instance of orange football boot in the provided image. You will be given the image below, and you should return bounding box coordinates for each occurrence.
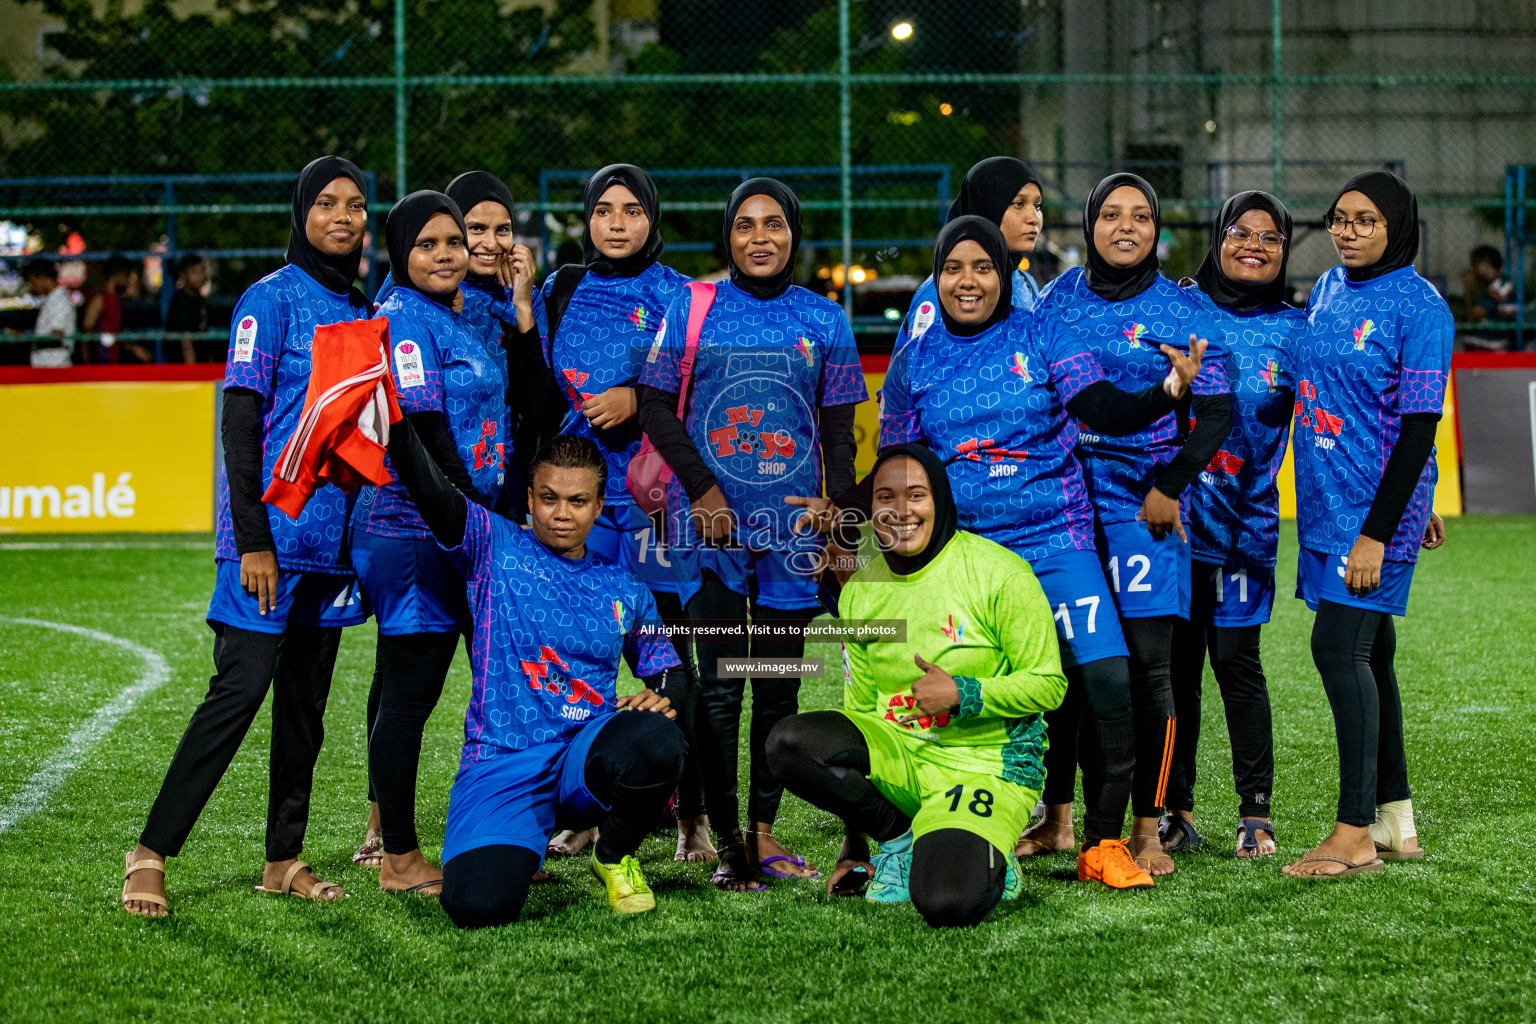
[1077,839,1154,890]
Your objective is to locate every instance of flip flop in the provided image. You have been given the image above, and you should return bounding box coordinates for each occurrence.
[711,843,767,893]
[1288,854,1385,880]
[352,835,384,867]
[1236,818,1276,857]
[254,861,345,899]
[1159,815,1204,853]
[1375,843,1425,861]
[388,878,443,896]
[758,854,822,880]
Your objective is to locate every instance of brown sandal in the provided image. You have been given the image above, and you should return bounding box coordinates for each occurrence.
[1130,837,1176,876]
[122,853,169,916]
[352,835,384,867]
[254,861,344,900]
[1015,820,1074,857]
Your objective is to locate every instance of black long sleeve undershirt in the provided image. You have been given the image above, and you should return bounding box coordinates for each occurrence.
[818,403,858,500]
[222,387,274,555]
[408,410,493,509]
[1154,392,1234,499]
[386,415,468,550]
[1065,381,1178,437]
[1361,412,1441,544]
[635,384,718,501]
[503,324,567,469]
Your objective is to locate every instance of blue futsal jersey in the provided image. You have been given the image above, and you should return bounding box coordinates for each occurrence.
[1182,286,1305,569]
[356,287,509,538]
[1036,268,1227,524]
[448,504,680,769]
[879,308,1095,564]
[640,278,868,552]
[216,263,371,573]
[892,266,1041,353]
[1293,265,1452,564]
[544,263,693,508]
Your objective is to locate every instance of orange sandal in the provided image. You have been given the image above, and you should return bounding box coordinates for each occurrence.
[254,860,344,900]
[122,853,169,916]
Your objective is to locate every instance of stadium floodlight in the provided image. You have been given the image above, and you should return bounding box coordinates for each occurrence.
[891,21,914,41]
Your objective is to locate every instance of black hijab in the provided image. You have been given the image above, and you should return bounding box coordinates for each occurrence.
[445,171,516,290]
[385,190,466,308]
[1082,172,1161,303]
[949,156,1042,257]
[581,163,664,277]
[723,177,803,301]
[286,155,369,295]
[1193,190,1293,314]
[870,443,958,577]
[933,215,1014,338]
[1327,170,1420,283]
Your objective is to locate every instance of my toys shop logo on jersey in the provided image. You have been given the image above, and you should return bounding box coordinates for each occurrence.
[953,437,1028,479]
[519,645,605,721]
[470,419,504,472]
[697,349,815,489]
[1294,380,1346,449]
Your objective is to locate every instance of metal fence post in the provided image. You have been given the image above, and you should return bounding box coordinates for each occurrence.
[839,0,853,319]
[394,0,408,200]
[1271,0,1284,200]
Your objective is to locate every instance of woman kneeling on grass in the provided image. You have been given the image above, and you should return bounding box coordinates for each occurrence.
[766,444,1067,927]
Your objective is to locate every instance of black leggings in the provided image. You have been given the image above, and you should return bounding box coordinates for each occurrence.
[1121,616,1178,819]
[650,589,706,821]
[439,710,686,928]
[1310,601,1410,826]
[767,712,1007,928]
[686,572,814,830]
[367,631,460,854]
[140,622,340,862]
[1167,615,1274,819]
[1038,657,1136,843]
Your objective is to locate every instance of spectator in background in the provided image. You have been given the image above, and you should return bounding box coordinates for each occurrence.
[82,254,134,364]
[21,258,75,367]
[165,254,211,363]
[1458,245,1518,352]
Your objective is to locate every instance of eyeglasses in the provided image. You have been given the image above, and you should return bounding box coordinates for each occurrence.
[1326,214,1379,237]
[1223,225,1286,253]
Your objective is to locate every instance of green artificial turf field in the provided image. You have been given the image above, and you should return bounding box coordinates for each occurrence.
[1,519,1533,1023]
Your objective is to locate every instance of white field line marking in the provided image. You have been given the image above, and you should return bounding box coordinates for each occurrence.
[0,616,172,835]
[0,541,208,551]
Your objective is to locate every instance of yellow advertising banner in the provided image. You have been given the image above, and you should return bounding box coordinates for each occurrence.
[856,371,1462,518]
[1,382,216,533]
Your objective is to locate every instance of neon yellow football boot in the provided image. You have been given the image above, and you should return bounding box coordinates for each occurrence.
[589,851,656,914]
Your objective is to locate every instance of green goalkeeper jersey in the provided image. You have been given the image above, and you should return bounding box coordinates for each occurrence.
[838,530,1067,790]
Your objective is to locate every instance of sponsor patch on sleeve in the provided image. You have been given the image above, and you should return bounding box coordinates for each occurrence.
[910,301,936,338]
[646,317,667,363]
[233,315,258,363]
[394,340,426,388]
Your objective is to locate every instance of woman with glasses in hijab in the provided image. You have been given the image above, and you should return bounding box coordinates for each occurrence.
[637,177,867,890]
[1282,171,1451,880]
[1158,192,1305,860]
[532,164,709,865]
[766,443,1066,926]
[1030,173,1233,879]
[347,191,514,898]
[894,157,1046,354]
[122,157,374,917]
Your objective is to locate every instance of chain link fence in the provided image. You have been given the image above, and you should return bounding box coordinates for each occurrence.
[0,0,1532,353]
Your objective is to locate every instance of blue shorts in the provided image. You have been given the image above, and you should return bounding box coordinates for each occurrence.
[680,544,820,612]
[350,530,469,636]
[1296,548,1415,617]
[1095,519,1193,620]
[586,502,692,595]
[1026,548,1129,668]
[206,558,368,634]
[442,712,616,866]
[1191,559,1277,627]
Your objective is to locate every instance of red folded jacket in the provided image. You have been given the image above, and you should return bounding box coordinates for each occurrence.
[263,317,403,519]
